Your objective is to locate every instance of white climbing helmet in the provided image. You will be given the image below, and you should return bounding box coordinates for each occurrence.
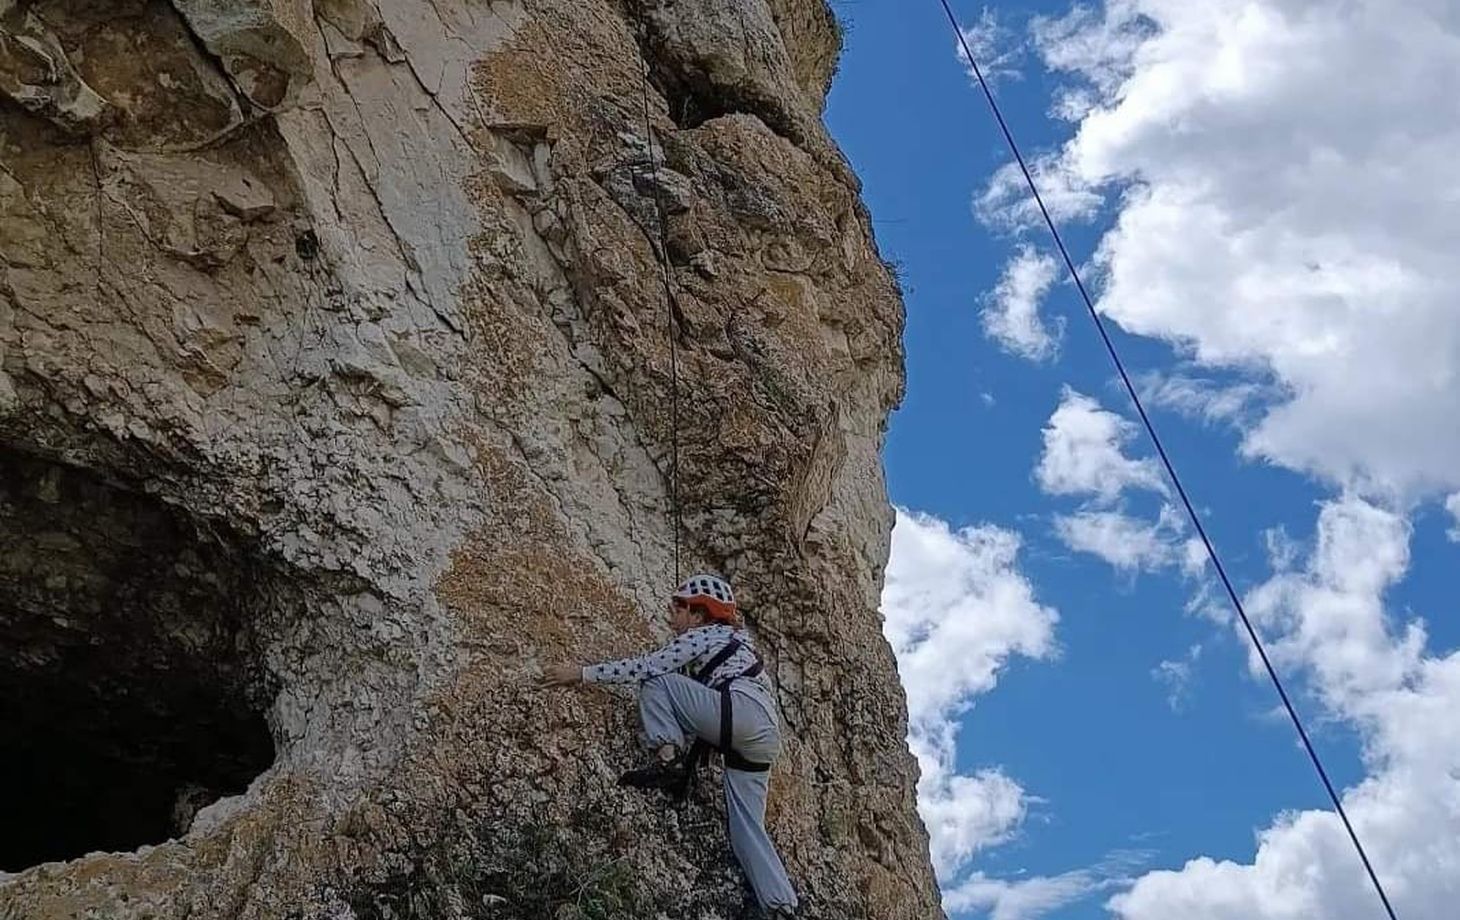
[672,573,737,623]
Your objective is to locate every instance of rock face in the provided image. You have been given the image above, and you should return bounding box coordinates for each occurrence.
[0,1,942,917]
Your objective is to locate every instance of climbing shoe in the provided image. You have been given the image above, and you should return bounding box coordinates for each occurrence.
[618,754,691,798]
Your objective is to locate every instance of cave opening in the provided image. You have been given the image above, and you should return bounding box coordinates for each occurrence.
[0,447,279,872]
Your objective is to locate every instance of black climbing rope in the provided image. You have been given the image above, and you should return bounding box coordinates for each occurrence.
[633,6,683,584]
[934,2,1399,917]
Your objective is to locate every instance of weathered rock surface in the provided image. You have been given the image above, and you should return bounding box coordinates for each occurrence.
[0,1,941,917]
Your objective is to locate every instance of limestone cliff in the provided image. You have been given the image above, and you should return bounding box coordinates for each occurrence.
[0,1,942,917]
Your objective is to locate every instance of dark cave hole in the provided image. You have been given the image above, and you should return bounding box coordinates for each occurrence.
[0,447,278,872]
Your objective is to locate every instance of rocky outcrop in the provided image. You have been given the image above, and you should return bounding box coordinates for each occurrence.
[0,1,941,917]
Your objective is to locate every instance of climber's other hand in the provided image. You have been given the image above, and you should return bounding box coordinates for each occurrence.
[542,663,584,687]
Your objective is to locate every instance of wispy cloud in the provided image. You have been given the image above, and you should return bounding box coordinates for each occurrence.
[977,156,1103,231]
[1152,644,1203,711]
[1053,505,1183,573]
[945,850,1154,920]
[955,8,1025,86]
[1136,372,1276,428]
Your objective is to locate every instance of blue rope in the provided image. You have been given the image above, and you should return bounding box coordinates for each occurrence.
[935,2,1398,917]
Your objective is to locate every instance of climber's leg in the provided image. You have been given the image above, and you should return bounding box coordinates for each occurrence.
[720,694,794,910]
[724,766,798,910]
[637,673,723,751]
[620,674,724,793]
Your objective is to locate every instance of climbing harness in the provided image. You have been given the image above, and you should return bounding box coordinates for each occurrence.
[669,637,771,803]
[634,5,684,584]
[933,2,1399,916]
[694,637,771,773]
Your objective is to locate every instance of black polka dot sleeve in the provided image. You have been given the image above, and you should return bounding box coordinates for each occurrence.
[582,626,729,685]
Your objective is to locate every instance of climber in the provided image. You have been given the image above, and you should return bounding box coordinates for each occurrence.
[541,573,799,918]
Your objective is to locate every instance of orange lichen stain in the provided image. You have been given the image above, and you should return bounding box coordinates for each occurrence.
[473,18,569,131]
[435,441,651,666]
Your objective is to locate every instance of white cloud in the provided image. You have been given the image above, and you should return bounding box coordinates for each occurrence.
[882,509,1060,882]
[1138,372,1273,427]
[1445,493,1460,542]
[1261,525,1303,574]
[1109,497,1460,920]
[884,510,1060,725]
[983,246,1064,361]
[946,851,1152,920]
[978,155,1104,230]
[1053,508,1177,572]
[1036,388,1166,503]
[1012,0,1460,501]
[1035,390,1190,572]
[914,740,1030,879]
[956,8,1024,86]
[1152,644,1203,711]
[1246,499,1425,706]
[1032,5,1154,107]
[1179,536,1210,580]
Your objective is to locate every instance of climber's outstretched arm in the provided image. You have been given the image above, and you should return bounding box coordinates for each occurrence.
[540,626,725,689]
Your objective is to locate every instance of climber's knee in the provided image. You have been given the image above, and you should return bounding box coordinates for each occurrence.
[638,673,679,713]
[642,672,694,692]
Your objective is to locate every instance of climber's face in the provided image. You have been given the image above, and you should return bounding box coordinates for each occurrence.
[669,597,703,635]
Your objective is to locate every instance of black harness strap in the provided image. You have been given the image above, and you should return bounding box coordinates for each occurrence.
[693,638,744,685]
[717,684,769,773]
[685,638,771,778]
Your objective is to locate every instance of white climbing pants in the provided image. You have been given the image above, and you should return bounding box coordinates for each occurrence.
[638,673,798,911]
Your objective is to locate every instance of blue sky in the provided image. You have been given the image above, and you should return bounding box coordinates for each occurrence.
[823,2,1460,918]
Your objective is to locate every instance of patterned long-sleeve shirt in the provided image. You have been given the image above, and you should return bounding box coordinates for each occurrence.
[583,624,764,689]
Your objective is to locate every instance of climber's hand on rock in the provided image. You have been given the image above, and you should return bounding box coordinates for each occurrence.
[542,663,584,687]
